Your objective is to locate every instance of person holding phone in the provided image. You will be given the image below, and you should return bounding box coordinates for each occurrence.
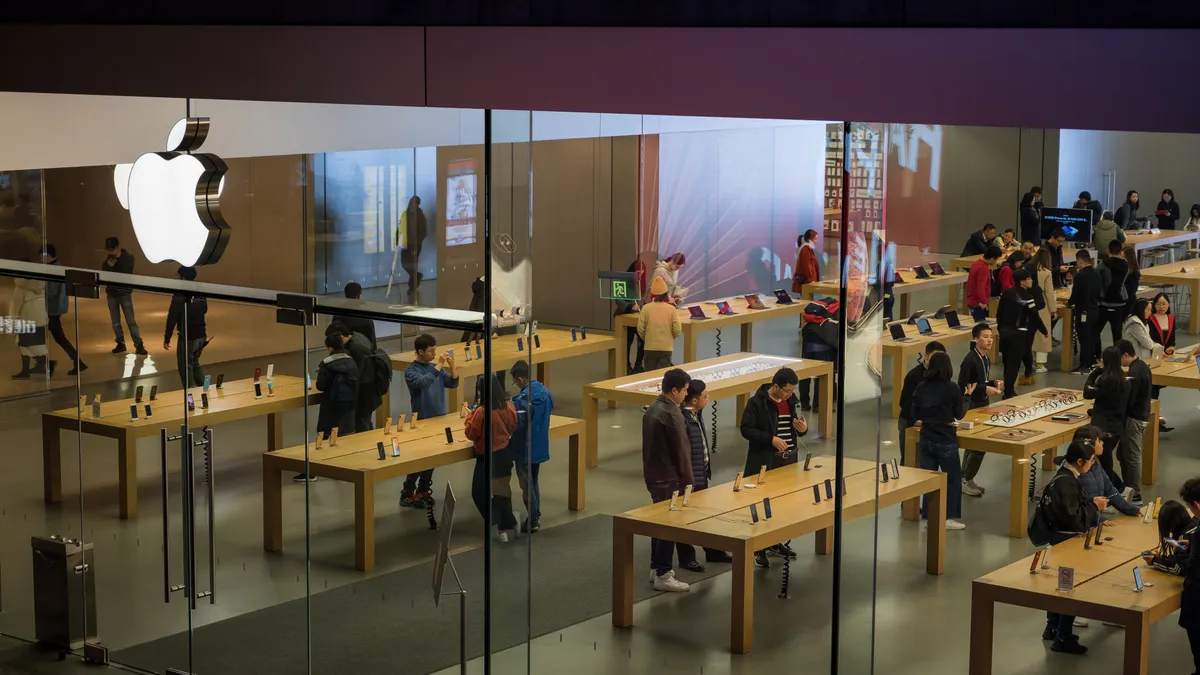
[1145,484,1200,673]
[898,341,947,467]
[465,373,520,543]
[912,351,968,531]
[401,333,460,507]
[1073,425,1141,520]
[1040,441,1103,654]
[1157,189,1181,230]
[958,324,1002,497]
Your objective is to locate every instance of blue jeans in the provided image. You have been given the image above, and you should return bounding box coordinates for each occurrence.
[969,305,989,322]
[918,440,963,520]
[106,293,143,347]
[515,460,541,527]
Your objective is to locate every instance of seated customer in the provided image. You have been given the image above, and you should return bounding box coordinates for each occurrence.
[961,223,998,257]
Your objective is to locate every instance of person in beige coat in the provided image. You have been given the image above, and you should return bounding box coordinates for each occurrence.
[638,276,682,371]
[1031,248,1057,373]
[10,276,49,379]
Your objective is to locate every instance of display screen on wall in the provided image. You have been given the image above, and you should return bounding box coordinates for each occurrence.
[1041,207,1093,243]
[445,159,477,246]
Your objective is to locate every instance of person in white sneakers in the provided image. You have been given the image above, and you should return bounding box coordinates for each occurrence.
[641,368,695,592]
[911,351,970,530]
[958,324,1002,497]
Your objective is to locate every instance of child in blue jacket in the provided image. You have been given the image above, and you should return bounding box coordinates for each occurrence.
[509,360,553,533]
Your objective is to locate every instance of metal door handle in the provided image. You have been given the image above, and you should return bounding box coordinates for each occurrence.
[160,428,171,603]
[186,431,197,611]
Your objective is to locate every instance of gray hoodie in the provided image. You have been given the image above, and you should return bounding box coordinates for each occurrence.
[1092,218,1125,258]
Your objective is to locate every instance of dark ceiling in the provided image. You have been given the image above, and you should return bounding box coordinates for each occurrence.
[5,0,1198,27]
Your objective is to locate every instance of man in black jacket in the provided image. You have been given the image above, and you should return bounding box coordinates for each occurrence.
[338,282,378,348]
[1020,187,1043,242]
[1069,249,1105,374]
[163,266,208,388]
[103,236,147,355]
[961,223,998,257]
[326,322,382,433]
[959,324,1002,497]
[1116,339,1151,502]
[1044,228,1071,289]
[996,269,1048,398]
[898,341,946,466]
[740,367,808,568]
[641,368,694,592]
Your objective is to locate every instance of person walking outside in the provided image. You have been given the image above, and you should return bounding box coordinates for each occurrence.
[9,264,49,379]
[642,368,694,592]
[41,245,84,376]
[398,196,428,303]
[102,237,146,355]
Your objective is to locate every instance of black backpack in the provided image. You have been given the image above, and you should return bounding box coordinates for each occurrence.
[369,348,393,397]
[1027,474,1070,547]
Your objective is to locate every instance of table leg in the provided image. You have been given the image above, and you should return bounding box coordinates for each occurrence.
[1008,456,1028,538]
[948,285,959,313]
[926,474,946,575]
[1060,308,1074,372]
[448,386,463,416]
[683,327,697,364]
[740,322,753,353]
[1144,400,1159,485]
[42,416,62,504]
[968,585,995,675]
[267,412,284,452]
[354,477,376,571]
[901,427,921,521]
[263,458,283,552]
[731,540,754,654]
[819,372,834,439]
[899,294,911,319]
[611,519,634,628]
[814,527,833,555]
[891,351,906,418]
[376,390,390,430]
[1041,449,1056,471]
[536,362,548,388]
[1123,614,1149,675]
[607,348,618,410]
[568,432,584,510]
[584,394,600,468]
[1191,281,1200,335]
[615,320,629,376]
[118,429,137,520]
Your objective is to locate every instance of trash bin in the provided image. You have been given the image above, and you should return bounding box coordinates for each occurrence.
[32,535,97,650]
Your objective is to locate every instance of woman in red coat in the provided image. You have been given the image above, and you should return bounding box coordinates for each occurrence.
[792,229,820,294]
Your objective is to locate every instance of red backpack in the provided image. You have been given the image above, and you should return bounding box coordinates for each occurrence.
[802,298,840,325]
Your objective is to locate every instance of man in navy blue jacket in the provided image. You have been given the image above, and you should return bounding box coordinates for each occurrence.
[681,379,733,566]
[509,360,553,533]
[401,333,459,508]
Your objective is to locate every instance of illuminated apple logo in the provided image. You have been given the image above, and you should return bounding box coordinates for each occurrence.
[114,118,230,267]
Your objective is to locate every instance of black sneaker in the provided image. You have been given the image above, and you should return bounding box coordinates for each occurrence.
[705,551,734,563]
[520,519,540,534]
[1069,367,1089,376]
[134,345,149,356]
[766,544,797,560]
[292,473,317,483]
[680,560,705,573]
[112,343,127,354]
[1050,637,1087,655]
[1160,420,1174,433]
[1042,625,1057,641]
[800,403,813,412]
[753,551,770,569]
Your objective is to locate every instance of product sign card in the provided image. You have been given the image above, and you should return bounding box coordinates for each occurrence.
[1057,566,1075,593]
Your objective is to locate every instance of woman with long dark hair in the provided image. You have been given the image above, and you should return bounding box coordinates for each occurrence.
[1031,248,1056,372]
[997,250,1026,293]
[1122,244,1141,318]
[1083,346,1129,491]
[1157,189,1181,230]
[1149,292,1177,432]
[912,351,969,530]
[466,373,520,542]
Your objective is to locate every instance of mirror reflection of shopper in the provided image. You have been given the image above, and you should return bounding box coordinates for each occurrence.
[509,359,553,534]
[740,367,807,568]
[679,379,733,567]
[42,245,85,376]
[9,257,49,380]
[163,266,208,389]
[397,196,428,303]
[102,236,146,355]
[465,374,520,543]
[637,276,681,372]
[400,333,459,507]
[642,368,695,592]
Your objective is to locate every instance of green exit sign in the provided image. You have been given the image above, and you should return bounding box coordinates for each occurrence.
[598,271,638,301]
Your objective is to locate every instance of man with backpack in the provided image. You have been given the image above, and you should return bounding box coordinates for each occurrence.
[326,322,390,433]
[302,333,361,482]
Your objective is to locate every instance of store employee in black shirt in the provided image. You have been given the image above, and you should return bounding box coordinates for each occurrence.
[1068,249,1104,374]
[959,323,1002,497]
[898,341,946,466]
[912,351,970,530]
[995,268,1047,399]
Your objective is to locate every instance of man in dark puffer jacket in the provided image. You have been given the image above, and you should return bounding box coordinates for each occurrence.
[680,380,733,565]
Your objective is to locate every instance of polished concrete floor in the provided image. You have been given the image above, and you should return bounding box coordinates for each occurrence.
[1,277,1198,675]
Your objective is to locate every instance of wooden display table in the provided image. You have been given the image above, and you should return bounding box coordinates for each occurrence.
[42,375,317,519]
[612,456,946,654]
[581,353,832,468]
[970,517,1178,675]
[1052,285,1158,372]
[612,296,806,375]
[952,230,1200,274]
[802,268,968,320]
[1152,345,1200,389]
[1140,260,1200,335]
[881,315,987,417]
[902,388,1160,538]
[388,328,617,413]
[262,413,586,571]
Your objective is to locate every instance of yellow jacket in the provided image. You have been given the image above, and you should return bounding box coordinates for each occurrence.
[637,301,682,352]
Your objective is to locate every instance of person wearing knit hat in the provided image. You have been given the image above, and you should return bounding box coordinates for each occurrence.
[638,276,682,371]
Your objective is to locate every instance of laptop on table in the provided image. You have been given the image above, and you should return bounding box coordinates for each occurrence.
[888,322,914,342]
[688,305,709,320]
[944,310,973,331]
[773,289,794,304]
[916,317,944,337]
[912,265,931,279]
[715,301,736,315]
[929,262,947,276]
[745,294,767,310]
